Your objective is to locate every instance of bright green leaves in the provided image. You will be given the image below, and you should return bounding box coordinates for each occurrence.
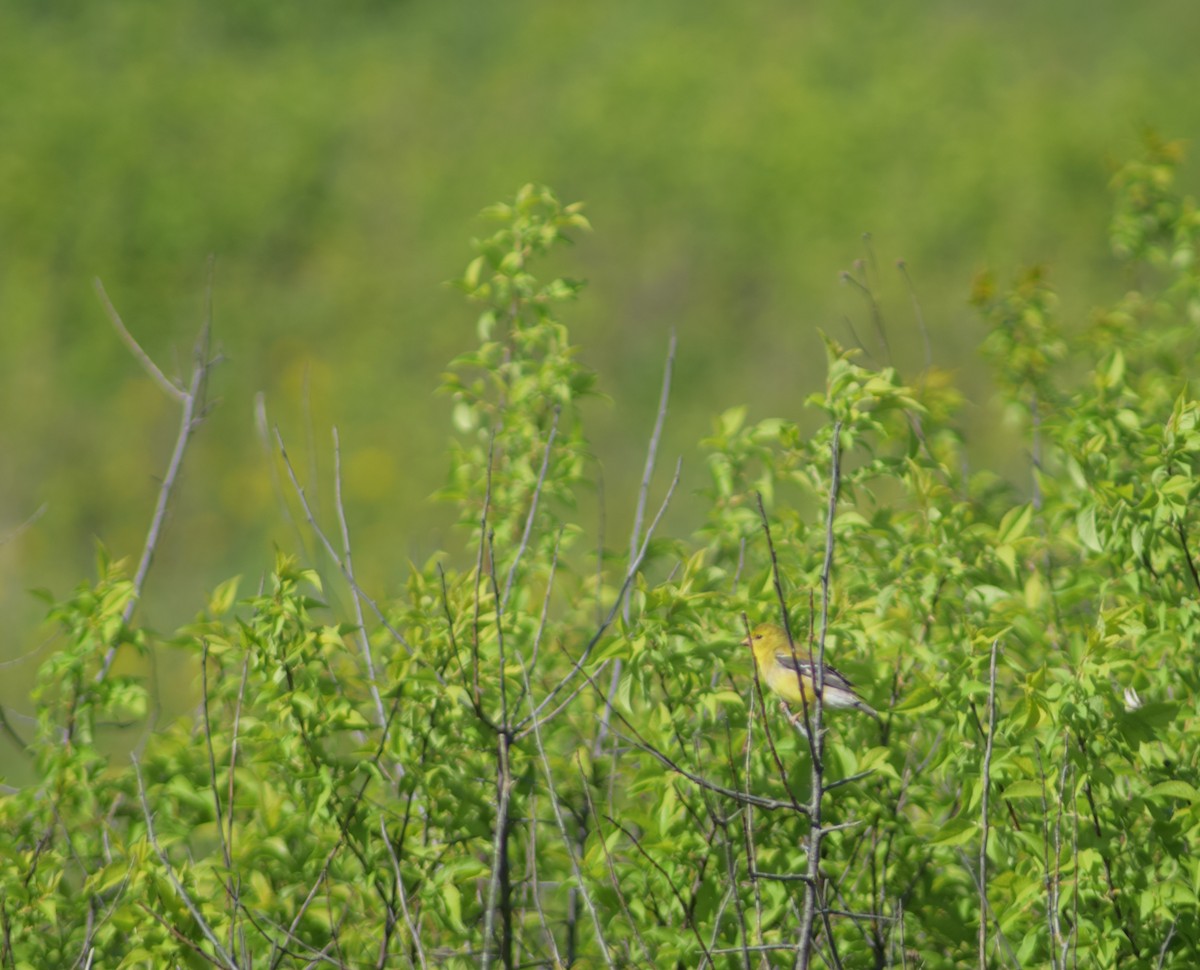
[975,264,1065,413]
[460,184,591,311]
[1110,134,1197,279]
[440,186,598,612]
[9,154,1200,966]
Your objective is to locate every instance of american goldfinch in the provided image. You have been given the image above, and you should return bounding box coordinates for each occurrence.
[744,623,879,720]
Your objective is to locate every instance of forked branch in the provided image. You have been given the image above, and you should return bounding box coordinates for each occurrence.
[94,271,219,684]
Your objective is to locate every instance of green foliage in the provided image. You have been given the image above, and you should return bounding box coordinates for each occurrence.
[5,146,1200,967]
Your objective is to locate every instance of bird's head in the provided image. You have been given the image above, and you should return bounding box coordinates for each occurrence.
[742,622,783,647]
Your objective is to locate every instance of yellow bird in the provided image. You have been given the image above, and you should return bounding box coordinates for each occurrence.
[744,623,879,720]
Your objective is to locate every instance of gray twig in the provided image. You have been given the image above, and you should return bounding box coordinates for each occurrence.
[979,638,999,970]
[96,271,217,684]
[132,756,237,968]
[332,427,388,730]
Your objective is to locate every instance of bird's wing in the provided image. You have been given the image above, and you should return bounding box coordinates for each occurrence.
[774,652,857,692]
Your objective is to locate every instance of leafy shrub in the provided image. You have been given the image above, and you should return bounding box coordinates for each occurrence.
[2,141,1199,968]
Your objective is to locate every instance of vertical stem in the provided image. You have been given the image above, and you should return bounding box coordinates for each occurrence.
[979,638,999,969]
[624,330,676,624]
[797,421,842,970]
[483,731,514,970]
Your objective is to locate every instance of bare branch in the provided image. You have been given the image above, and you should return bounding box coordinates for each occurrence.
[481,732,514,970]
[201,638,234,893]
[502,406,560,611]
[472,432,498,707]
[896,260,933,371]
[799,421,843,970]
[517,457,681,732]
[616,729,807,814]
[332,427,388,730]
[97,284,217,684]
[625,330,676,624]
[524,793,566,970]
[0,502,47,548]
[1035,741,1061,970]
[93,278,186,402]
[131,756,237,968]
[515,655,615,966]
[578,758,651,965]
[979,638,998,970]
[379,815,428,970]
[604,813,713,965]
[274,428,424,665]
[0,705,30,754]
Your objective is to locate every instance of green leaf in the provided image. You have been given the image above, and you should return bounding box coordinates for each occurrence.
[1146,780,1200,803]
[1002,779,1045,799]
[996,502,1033,544]
[441,881,466,933]
[207,575,242,615]
[1076,506,1103,553]
[930,815,976,847]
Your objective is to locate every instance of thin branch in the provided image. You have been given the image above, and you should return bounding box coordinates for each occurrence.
[955,847,1019,969]
[824,770,878,792]
[481,731,513,970]
[472,432,498,707]
[517,457,681,732]
[96,274,217,684]
[1174,519,1200,597]
[1078,755,1139,958]
[516,649,614,967]
[594,330,677,777]
[578,758,651,966]
[133,900,229,967]
[274,428,421,663]
[438,563,496,731]
[200,638,236,962]
[502,406,560,611]
[841,266,890,365]
[279,838,349,967]
[379,816,428,970]
[1055,737,1072,969]
[979,638,999,970]
[799,421,843,970]
[707,799,753,970]
[486,532,511,734]
[625,330,676,624]
[605,814,714,965]
[897,260,933,371]
[131,756,237,968]
[1155,920,1177,970]
[514,662,600,743]
[525,793,566,970]
[255,393,311,564]
[0,502,47,548]
[615,730,806,813]
[332,427,388,730]
[227,651,250,877]
[594,464,606,628]
[740,667,768,969]
[480,537,518,966]
[93,278,186,401]
[1035,741,1061,970]
[0,706,30,754]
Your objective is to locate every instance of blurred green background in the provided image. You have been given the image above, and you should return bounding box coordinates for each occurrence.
[3,0,1199,694]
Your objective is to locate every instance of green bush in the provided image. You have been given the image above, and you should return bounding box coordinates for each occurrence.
[2,141,1199,968]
